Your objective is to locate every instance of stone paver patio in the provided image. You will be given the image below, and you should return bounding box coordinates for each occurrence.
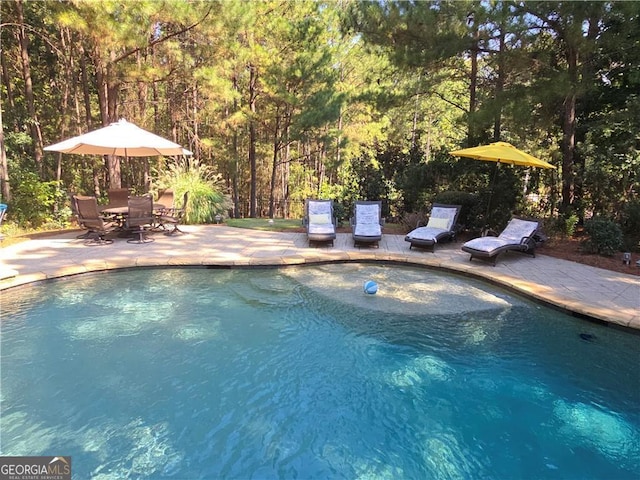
[1,225,638,330]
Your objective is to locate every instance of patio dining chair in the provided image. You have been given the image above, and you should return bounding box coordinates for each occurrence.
[107,188,130,208]
[156,189,174,212]
[73,195,118,246]
[126,194,155,243]
[156,191,188,235]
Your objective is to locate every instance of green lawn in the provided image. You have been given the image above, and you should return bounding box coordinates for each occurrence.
[225,217,406,234]
[225,218,304,232]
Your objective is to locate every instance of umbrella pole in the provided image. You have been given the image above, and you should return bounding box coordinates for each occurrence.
[484,162,499,232]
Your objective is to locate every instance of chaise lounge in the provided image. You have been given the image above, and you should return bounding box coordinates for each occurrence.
[304,199,337,246]
[351,200,384,248]
[405,203,461,252]
[461,217,540,265]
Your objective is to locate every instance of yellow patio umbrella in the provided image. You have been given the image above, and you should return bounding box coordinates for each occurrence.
[449,141,555,169]
[450,141,555,226]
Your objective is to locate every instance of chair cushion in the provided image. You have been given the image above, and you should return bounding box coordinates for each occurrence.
[354,223,382,237]
[355,203,380,225]
[463,236,511,253]
[309,213,331,225]
[308,201,332,216]
[430,206,458,230]
[426,216,449,230]
[406,226,444,241]
[308,223,335,235]
[499,218,538,242]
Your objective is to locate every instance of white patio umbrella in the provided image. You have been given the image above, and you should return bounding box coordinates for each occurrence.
[44,119,192,157]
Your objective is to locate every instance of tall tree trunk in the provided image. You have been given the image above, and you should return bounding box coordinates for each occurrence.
[335,107,342,167]
[0,20,11,201]
[0,103,10,202]
[268,111,281,218]
[106,54,121,188]
[79,46,93,128]
[248,63,258,218]
[560,46,578,214]
[282,124,290,218]
[1,43,14,110]
[192,85,199,159]
[468,15,479,144]
[231,76,240,218]
[78,45,100,196]
[16,0,43,175]
[411,74,421,148]
[493,14,506,142]
[136,51,150,192]
[92,48,115,189]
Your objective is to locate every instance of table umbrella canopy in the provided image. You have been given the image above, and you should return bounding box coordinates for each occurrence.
[44,119,192,157]
[449,141,555,169]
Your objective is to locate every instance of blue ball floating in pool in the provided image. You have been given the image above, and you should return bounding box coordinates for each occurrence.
[363,280,378,295]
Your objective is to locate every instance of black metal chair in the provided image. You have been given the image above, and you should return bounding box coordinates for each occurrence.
[126,195,155,244]
[73,195,118,246]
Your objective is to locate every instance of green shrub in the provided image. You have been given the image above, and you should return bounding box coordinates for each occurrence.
[7,172,70,228]
[621,200,640,236]
[541,214,577,239]
[564,214,579,237]
[155,159,232,224]
[332,201,348,226]
[582,217,623,256]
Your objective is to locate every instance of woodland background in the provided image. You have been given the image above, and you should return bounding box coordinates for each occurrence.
[1,0,638,250]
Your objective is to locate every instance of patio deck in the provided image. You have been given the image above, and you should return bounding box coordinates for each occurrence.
[1,225,638,330]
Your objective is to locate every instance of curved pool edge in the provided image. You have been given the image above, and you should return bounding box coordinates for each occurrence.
[1,235,638,333]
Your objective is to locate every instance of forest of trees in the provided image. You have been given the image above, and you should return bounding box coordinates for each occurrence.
[1,1,638,239]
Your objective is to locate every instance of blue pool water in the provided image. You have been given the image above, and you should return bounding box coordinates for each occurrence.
[1,264,639,479]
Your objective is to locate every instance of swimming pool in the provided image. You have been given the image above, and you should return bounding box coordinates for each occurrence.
[1,264,639,479]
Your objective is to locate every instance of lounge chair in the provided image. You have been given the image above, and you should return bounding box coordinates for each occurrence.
[73,195,118,245]
[304,199,337,246]
[126,195,155,243]
[405,203,461,252]
[351,200,384,247]
[461,217,540,265]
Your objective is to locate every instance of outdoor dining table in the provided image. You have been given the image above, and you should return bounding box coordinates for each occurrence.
[101,203,166,215]
[100,204,166,231]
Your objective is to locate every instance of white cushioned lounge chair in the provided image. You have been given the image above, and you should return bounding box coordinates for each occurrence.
[405,203,461,252]
[351,200,384,247]
[304,199,337,246]
[461,217,540,266]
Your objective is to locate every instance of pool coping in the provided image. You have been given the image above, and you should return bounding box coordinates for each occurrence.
[1,225,638,331]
